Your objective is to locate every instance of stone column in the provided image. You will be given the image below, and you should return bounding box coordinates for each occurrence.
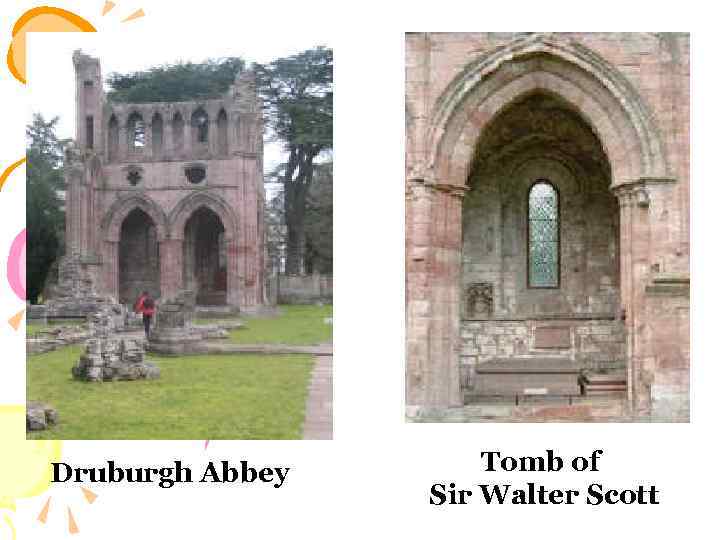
[614,186,635,409]
[184,120,192,158]
[406,178,467,411]
[143,114,153,159]
[163,116,173,157]
[103,240,119,300]
[225,236,242,308]
[119,126,128,161]
[208,118,218,156]
[160,239,183,301]
[613,182,653,416]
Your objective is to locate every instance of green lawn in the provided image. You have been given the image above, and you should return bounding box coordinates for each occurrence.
[27,346,314,439]
[226,305,333,345]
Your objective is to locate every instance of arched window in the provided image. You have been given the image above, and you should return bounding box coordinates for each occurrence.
[127,112,145,150]
[217,109,228,156]
[191,108,209,144]
[528,180,559,288]
[108,115,119,162]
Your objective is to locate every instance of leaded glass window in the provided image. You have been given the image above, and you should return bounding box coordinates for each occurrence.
[528,181,559,288]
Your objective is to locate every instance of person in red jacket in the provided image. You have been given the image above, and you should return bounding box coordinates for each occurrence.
[134,291,156,338]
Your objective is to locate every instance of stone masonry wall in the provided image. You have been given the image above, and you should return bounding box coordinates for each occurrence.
[406,33,689,419]
[64,51,266,312]
[463,167,619,317]
[276,275,333,304]
[459,318,625,391]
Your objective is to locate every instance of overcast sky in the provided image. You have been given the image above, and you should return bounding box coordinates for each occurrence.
[27,31,330,186]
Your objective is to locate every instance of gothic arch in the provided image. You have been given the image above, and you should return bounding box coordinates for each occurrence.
[168,191,237,240]
[102,194,169,242]
[428,33,671,187]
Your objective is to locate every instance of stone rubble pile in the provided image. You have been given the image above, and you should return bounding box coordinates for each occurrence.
[27,324,92,355]
[26,401,58,431]
[72,336,160,382]
[45,253,115,319]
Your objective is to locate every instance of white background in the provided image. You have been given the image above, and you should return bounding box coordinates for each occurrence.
[1,0,717,538]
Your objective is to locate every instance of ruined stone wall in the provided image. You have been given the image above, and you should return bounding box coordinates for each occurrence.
[462,168,619,318]
[65,51,266,311]
[460,318,624,367]
[276,275,333,304]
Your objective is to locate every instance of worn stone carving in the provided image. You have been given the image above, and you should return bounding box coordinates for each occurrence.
[466,282,493,318]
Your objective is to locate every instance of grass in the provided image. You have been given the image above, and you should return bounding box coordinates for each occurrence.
[27,346,314,439]
[226,305,333,345]
[26,319,83,337]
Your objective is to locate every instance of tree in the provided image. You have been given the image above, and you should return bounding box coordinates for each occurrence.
[304,162,332,274]
[26,114,67,303]
[265,162,332,275]
[265,165,287,273]
[106,57,245,103]
[255,47,333,274]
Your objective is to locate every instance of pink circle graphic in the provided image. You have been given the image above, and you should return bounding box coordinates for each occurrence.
[7,228,26,300]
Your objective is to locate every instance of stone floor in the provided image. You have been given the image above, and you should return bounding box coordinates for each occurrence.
[408,396,634,423]
[302,354,333,439]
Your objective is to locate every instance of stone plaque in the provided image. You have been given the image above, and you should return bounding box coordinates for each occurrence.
[534,326,571,349]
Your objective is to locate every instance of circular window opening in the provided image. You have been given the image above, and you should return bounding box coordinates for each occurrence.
[185,166,206,184]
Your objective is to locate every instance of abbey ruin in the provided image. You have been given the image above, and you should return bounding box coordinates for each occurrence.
[55,50,265,314]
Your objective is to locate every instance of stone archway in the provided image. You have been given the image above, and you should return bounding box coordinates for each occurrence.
[167,192,241,306]
[459,91,623,402]
[101,195,169,302]
[182,207,227,305]
[406,34,673,414]
[118,208,161,305]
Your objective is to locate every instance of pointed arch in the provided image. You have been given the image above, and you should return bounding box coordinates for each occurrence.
[102,194,169,242]
[126,111,145,151]
[168,191,237,241]
[191,107,210,144]
[428,33,671,187]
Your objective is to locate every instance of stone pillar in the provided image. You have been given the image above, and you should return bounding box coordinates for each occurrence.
[208,118,218,155]
[65,175,78,255]
[184,120,192,158]
[160,239,183,302]
[406,178,466,411]
[615,186,636,411]
[103,240,119,300]
[228,114,239,154]
[119,125,128,161]
[163,116,173,157]
[614,182,653,416]
[143,114,153,159]
[226,236,242,308]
